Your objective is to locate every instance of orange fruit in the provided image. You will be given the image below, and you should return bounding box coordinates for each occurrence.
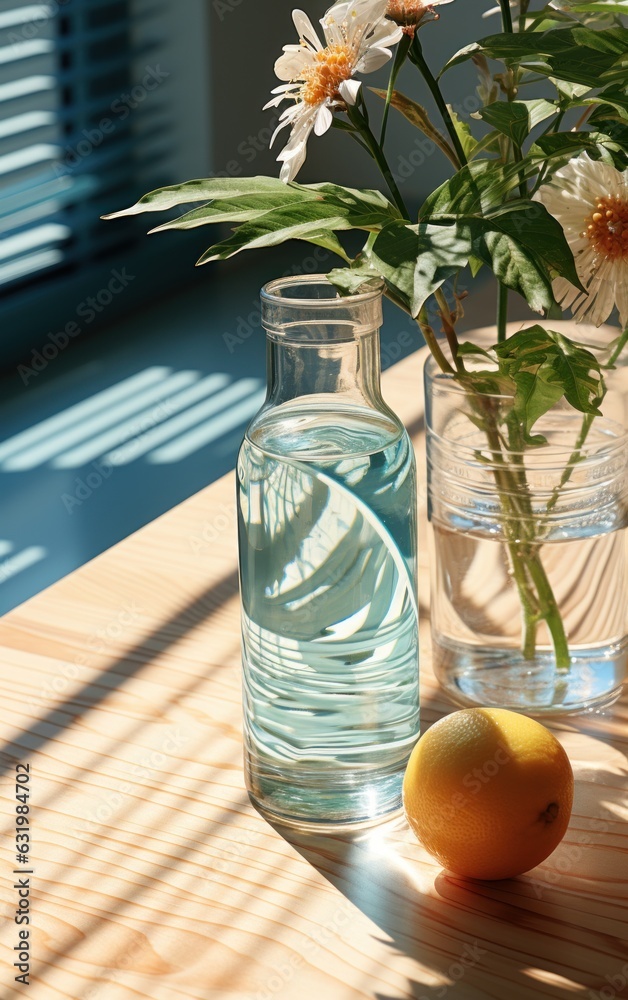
[403,708,574,880]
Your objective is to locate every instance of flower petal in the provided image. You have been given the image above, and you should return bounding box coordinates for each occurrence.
[274,46,315,81]
[356,46,395,74]
[292,9,323,50]
[314,104,334,135]
[339,78,362,105]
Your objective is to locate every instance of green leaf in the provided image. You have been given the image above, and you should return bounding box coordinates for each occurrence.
[369,88,459,166]
[196,200,381,263]
[532,128,628,168]
[363,222,472,317]
[566,0,628,11]
[586,91,628,122]
[421,188,583,313]
[419,160,528,219]
[327,267,383,296]
[103,176,293,218]
[494,326,604,416]
[303,182,402,217]
[442,27,628,89]
[447,106,479,160]
[473,223,556,314]
[512,365,567,441]
[148,190,319,233]
[477,99,558,148]
[481,204,584,291]
[546,330,605,412]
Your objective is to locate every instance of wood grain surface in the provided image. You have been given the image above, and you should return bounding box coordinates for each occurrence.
[0,332,627,1000]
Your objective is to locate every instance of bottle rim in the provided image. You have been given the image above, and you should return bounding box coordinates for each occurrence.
[261,274,384,307]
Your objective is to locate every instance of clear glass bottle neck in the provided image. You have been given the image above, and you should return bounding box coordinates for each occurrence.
[266,330,384,408]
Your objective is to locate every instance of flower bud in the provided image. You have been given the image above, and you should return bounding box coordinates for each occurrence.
[386,0,452,34]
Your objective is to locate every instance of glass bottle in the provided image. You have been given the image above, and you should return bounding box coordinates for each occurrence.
[237,276,420,828]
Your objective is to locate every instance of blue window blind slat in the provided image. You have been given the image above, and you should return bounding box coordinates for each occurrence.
[0,0,167,293]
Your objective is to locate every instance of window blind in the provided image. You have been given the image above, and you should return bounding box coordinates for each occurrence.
[0,0,167,293]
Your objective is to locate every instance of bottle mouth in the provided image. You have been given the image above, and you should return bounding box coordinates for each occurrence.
[262,274,384,305]
[261,274,384,341]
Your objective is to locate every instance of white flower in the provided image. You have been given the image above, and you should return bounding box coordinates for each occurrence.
[535,152,628,328]
[265,0,403,183]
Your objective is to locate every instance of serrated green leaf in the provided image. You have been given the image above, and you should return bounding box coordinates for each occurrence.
[369,88,459,167]
[494,325,604,416]
[480,204,584,292]
[474,225,555,313]
[478,99,558,148]
[512,365,567,440]
[327,267,382,296]
[546,330,604,412]
[365,222,472,317]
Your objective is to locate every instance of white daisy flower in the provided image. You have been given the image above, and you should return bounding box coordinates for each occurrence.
[386,0,454,32]
[265,0,403,183]
[535,152,628,328]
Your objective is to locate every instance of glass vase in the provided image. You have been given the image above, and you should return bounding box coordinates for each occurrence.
[237,276,420,828]
[425,355,628,715]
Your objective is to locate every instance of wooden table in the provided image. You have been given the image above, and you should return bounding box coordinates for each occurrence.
[1,343,627,1000]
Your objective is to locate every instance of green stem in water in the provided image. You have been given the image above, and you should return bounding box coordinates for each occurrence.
[380,33,412,147]
[497,282,509,343]
[408,36,467,169]
[544,325,628,518]
[345,104,409,219]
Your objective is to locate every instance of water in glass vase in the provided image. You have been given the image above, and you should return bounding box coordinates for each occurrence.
[238,403,419,827]
[431,523,628,714]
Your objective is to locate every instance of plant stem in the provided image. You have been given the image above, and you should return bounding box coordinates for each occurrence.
[408,36,467,169]
[418,307,455,374]
[346,104,409,218]
[434,287,463,371]
[497,282,509,343]
[544,326,628,517]
[526,553,571,670]
[380,33,412,147]
[608,325,628,367]
[499,0,514,32]
[518,0,530,31]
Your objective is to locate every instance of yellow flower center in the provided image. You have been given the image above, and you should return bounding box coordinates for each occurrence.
[584,195,628,261]
[301,44,354,106]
